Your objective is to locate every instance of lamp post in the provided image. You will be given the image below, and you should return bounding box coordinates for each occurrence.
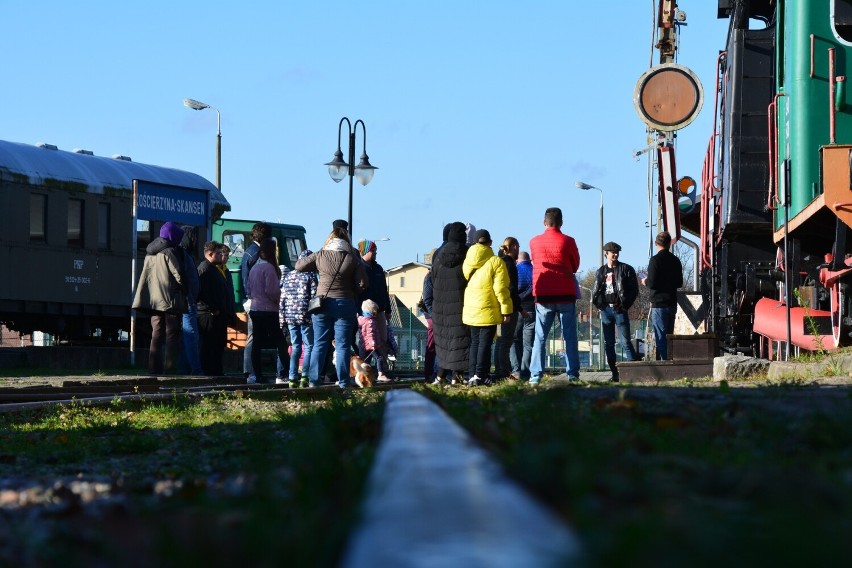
[579,285,596,369]
[576,181,605,370]
[325,117,377,238]
[183,98,222,190]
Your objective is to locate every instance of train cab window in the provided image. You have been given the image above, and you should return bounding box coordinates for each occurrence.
[97,203,110,250]
[834,0,852,42]
[68,199,84,247]
[284,237,304,266]
[29,194,46,243]
[223,232,246,264]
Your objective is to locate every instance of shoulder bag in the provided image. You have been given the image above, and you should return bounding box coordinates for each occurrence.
[307,252,346,315]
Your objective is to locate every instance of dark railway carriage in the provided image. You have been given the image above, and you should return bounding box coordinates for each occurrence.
[0,139,230,340]
[699,0,852,354]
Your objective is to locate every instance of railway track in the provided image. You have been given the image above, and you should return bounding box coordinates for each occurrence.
[0,375,425,412]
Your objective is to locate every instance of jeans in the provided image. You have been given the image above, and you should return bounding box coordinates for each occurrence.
[469,325,497,379]
[494,312,519,378]
[510,310,534,378]
[309,297,357,388]
[288,322,313,381]
[149,312,182,374]
[529,302,579,379]
[651,306,676,360]
[179,304,204,375]
[248,311,289,381]
[600,306,638,374]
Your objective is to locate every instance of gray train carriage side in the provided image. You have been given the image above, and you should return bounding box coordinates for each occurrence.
[0,139,230,341]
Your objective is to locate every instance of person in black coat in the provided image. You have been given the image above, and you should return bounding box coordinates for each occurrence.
[197,241,230,376]
[430,222,470,385]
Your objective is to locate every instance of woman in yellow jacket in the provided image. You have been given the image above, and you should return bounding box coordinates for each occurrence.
[462,229,512,386]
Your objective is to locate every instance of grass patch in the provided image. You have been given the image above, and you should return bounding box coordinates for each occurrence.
[418,379,852,566]
[0,390,385,567]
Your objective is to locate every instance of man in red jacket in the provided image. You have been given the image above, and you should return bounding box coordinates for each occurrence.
[528,207,581,384]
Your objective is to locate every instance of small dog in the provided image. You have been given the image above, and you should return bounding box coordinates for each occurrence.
[350,354,376,388]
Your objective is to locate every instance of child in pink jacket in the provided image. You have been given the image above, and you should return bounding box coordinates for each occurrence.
[357,299,391,383]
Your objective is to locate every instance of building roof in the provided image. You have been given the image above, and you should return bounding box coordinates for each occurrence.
[389,295,427,333]
[386,261,430,274]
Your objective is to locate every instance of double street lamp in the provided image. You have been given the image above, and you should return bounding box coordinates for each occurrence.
[325,117,377,238]
[576,181,605,370]
[183,98,222,190]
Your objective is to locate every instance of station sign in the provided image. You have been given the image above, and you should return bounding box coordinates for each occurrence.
[133,179,208,227]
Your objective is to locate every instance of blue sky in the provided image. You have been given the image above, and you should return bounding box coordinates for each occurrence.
[1,1,728,273]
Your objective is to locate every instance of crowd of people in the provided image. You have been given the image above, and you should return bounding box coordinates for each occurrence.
[133,209,683,386]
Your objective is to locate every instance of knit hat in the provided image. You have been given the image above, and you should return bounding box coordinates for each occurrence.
[332,219,349,232]
[472,229,492,245]
[603,241,622,252]
[159,221,184,246]
[361,299,379,315]
[357,239,377,255]
[447,222,467,244]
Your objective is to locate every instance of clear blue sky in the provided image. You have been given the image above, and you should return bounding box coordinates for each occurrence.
[1,1,728,273]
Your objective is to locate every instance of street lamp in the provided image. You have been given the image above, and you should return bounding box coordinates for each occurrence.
[184,98,222,190]
[576,181,605,370]
[325,117,377,238]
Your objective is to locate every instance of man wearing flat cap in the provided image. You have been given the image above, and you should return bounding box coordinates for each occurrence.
[591,241,640,381]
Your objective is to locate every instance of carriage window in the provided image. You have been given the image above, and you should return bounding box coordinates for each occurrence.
[834,0,852,42]
[68,199,84,247]
[30,194,46,243]
[97,203,110,249]
[400,276,406,288]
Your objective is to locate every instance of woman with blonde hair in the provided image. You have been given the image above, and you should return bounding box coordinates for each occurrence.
[494,237,522,380]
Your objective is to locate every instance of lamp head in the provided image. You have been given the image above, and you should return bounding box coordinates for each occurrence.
[325,149,348,183]
[575,181,595,190]
[354,152,377,186]
[183,98,210,111]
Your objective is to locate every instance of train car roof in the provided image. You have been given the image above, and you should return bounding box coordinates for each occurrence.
[0,139,230,212]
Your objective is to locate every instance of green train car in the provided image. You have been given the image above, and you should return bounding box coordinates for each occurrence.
[211,218,307,313]
[699,0,852,354]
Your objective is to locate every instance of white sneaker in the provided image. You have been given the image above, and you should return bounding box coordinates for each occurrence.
[275,378,286,385]
[468,375,481,387]
[246,375,258,384]
[377,373,392,383]
[430,377,443,386]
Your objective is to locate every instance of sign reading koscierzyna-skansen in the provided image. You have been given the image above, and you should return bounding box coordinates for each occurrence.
[134,180,209,227]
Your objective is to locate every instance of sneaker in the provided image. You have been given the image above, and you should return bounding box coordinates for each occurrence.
[246,375,258,385]
[611,374,620,383]
[509,372,522,381]
[451,372,465,386]
[288,380,298,388]
[468,375,482,387]
[300,378,309,388]
[430,377,444,386]
[482,376,494,386]
[275,378,287,385]
[377,374,392,383]
[529,376,541,385]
